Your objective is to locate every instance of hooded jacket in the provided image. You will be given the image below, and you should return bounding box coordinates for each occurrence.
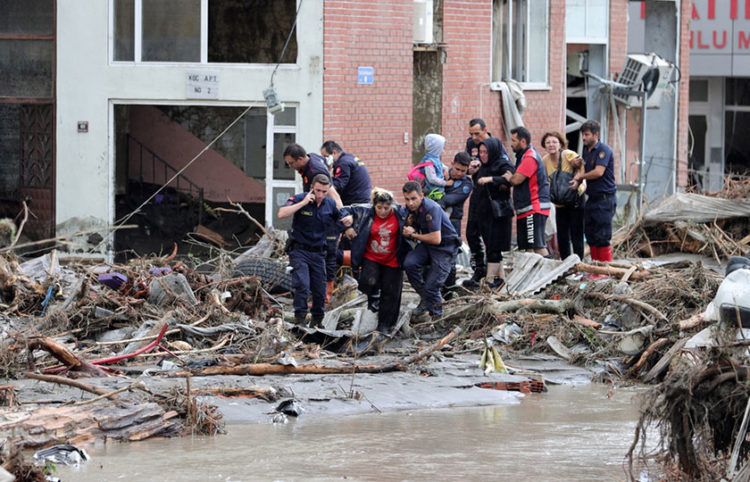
[473,137,515,218]
[420,134,447,197]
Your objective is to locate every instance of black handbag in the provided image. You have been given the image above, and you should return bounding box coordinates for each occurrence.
[549,157,581,207]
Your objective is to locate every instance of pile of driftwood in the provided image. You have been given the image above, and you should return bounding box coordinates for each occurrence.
[613,216,750,261]
[628,349,750,480]
[614,179,750,260]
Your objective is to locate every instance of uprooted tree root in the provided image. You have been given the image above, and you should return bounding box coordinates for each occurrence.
[628,346,750,480]
[1,442,47,482]
[160,386,226,436]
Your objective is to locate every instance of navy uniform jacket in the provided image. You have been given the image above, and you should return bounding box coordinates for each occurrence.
[440,175,474,228]
[411,197,459,254]
[299,153,331,192]
[285,193,347,248]
[333,152,372,205]
[582,141,616,196]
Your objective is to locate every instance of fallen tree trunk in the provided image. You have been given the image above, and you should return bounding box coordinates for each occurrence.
[23,372,110,396]
[178,327,461,377]
[574,262,650,280]
[191,386,280,402]
[489,299,575,314]
[0,402,180,449]
[585,292,668,322]
[26,338,110,377]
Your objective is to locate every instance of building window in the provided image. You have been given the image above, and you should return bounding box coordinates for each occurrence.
[113,0,298,64]
[565,0,609,44]
[492,0,549,87]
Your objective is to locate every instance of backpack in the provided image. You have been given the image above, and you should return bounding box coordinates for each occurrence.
[407,161,431,185]
[407,162,445,200]
[549,156,581,207]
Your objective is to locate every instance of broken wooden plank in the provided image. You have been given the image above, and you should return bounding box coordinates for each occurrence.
[643,338,689,383]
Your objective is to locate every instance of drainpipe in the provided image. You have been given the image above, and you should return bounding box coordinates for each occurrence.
[671,0,681,194]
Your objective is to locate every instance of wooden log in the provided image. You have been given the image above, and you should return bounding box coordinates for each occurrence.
[191,386,280,402]
[678,312,706,331]
[629,337,670,375]
[180,327,461,377]
[23,372,110,396]
[0,402,179,449]
[488,299,574,314]
[570,315,602,330]
[26,338,109,376]
[585,292,668,322]
[574,262,650,280]
[643,338,689,383]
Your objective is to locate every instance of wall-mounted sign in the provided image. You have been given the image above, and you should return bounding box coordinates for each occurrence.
[357,66,374,85]
[186,71,220,99]
[77,121,88,133]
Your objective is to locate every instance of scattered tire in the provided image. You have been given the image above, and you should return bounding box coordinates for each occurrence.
[233,257,292,294]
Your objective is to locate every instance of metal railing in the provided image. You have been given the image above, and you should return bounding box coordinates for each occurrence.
[126,133,204,225]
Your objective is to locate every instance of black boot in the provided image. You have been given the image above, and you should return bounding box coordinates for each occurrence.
[310,314,324,328]
[463,253,486,289]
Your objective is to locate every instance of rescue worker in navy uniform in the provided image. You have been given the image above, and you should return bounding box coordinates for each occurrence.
[321,141,372,206]
[401,181,460,319]
[278,174,352,326]
[439,151,474,290]
[320,140,372,295]
[284,143,343,302]
[571,120,617,262]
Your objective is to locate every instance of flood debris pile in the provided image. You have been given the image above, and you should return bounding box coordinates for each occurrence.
[0,219,748,479]
[613,185,750,260]
[628,348,750,481]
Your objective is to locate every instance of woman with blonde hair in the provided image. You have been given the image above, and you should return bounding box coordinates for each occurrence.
[541,131,586,260]
[343,188,409,336]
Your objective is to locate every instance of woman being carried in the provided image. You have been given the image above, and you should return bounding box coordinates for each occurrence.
[344,188,409,336]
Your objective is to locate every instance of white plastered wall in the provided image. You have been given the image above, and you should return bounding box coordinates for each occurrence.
[55,0,323,255]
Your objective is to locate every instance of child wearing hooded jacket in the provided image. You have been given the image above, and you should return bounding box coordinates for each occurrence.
[409,133,448,201]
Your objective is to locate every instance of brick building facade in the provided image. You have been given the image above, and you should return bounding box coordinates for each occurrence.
[323,0,691,206]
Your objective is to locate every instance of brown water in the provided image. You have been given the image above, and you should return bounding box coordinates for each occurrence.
[58,384,644,481]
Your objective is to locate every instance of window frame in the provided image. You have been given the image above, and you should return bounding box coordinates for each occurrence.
[109,0,299,66]
[492,0,550,90]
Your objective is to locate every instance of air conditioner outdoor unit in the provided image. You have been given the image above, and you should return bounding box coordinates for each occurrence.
[413,0,433,44]
[614,53,675,108]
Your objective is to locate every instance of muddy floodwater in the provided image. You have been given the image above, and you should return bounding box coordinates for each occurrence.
[58,384,644,481]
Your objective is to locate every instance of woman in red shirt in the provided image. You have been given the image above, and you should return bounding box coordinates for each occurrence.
[344,188,409,336]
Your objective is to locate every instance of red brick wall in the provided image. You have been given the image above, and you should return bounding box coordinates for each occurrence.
[323,1,414,195]
[441,0,567,155]
[440,1,501,153]
[515,0,567,145]
[322,0,677,193]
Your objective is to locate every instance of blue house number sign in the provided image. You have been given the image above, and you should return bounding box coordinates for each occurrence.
[357,66,374,85]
